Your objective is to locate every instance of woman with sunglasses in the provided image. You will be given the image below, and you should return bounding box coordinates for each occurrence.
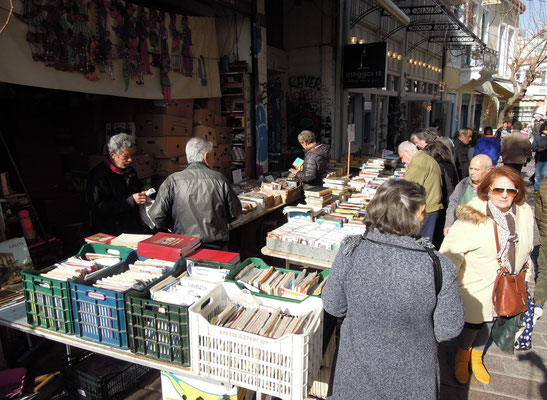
[440,166,534,385]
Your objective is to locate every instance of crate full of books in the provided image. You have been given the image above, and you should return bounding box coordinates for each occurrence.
[125,256,238,366]
[226,257,329,302]
[70,256,181,349]
[189,282,323,400]
[21,243,135,334]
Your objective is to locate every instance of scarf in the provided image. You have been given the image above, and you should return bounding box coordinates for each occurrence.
[487,199,518,272]
[103,156,137,185]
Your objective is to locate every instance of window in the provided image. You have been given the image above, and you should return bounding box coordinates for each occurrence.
[498,25,506,75]
[481,11,489,43]
[505,28,514,78]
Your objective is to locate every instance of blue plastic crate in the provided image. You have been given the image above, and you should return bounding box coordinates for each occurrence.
[70,256,183,349]
[21,243,134,334]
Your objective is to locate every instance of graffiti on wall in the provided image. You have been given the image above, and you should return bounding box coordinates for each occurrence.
[287,75,333,149]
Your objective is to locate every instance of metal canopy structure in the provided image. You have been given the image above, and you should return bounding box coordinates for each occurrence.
[351,0,498,57]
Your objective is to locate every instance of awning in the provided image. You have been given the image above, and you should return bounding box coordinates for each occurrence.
[475,81,500,98]
[492,80,514,98]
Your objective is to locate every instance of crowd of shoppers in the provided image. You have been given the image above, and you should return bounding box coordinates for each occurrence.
[325,120,545,399]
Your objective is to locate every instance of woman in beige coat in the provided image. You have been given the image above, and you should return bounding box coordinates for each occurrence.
[440,166,534,385]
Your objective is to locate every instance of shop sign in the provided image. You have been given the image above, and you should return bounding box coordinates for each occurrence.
[343,42,387,89]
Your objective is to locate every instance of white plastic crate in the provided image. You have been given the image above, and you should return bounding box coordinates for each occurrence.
[189,282,323,400]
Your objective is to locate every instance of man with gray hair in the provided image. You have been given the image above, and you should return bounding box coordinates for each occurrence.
[86,133,146,235]
[398,140,443,242]
[443,154,493,236]
[149,137,242,248]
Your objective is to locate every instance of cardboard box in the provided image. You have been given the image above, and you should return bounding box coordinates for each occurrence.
[156,158,186,177]
[192,126,231,146]
[136,137,189,158]
[209,145,231,167]
[194,98,222,114]
[136,114,192,137]
[148,99,194,118]
[161,371,244,400]
[193,109,215,127]
[215,115,227,126]
[133,153,156,178]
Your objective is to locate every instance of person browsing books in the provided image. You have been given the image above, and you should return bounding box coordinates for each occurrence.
[323,179,463,400]
[289,130,330,189]
[86,133,147,236]
[148,137,242,250]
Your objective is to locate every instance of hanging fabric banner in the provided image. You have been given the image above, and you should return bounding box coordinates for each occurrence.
[0,0,221,100]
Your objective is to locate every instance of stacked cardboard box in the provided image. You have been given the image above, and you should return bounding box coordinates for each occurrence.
[192,98,232,179]
[136,99,193,178]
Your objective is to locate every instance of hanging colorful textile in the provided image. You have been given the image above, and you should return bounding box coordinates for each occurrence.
[16,0,195,101]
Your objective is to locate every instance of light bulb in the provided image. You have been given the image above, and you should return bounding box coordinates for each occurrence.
[387,51,392,57]
[397,55,402,61]
[359,39,365,44]
[350,37,357,44]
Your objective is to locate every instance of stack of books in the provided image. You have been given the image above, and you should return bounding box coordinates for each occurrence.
[150,272,218,306]
[93,258,173,291]
[210,303,315,339]
[110,233,153,248]
[234,263,328,299]
[137,232,201,262]
[39,253,122,281]
[304,187,333,209]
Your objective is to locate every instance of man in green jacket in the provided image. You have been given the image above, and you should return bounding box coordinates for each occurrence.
[398,141,443,242]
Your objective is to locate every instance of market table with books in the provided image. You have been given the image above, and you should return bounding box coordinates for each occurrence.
[0,239,326,400]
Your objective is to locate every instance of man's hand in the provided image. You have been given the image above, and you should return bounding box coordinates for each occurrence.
[132,192,147,205]
[443,226,450,237]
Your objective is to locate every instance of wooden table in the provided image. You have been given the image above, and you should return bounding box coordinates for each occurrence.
[261,246,332,270]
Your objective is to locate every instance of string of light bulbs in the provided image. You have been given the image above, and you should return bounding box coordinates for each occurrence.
[350,37,442,73]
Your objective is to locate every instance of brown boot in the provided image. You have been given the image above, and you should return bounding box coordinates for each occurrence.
[470,348,490,384]
[454,347,471,384]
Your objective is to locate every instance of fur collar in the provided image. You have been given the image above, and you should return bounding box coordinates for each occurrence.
[455,203,490,225]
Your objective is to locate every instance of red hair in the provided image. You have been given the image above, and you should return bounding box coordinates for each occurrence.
[477,166,527,205]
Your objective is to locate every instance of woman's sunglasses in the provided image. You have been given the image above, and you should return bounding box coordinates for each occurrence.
[490,187,518,197]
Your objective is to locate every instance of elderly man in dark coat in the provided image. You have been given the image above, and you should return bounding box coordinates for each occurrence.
[86,133,146,235]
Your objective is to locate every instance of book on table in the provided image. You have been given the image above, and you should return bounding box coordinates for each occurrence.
[137,232,201,262]
[84,233,116,245]
[303,186,333,197]
[186,248,240,265]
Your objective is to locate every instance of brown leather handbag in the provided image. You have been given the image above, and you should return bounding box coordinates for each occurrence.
[491,223,528,317]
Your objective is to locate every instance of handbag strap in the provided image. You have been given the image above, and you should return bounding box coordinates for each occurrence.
[493,222,501,254]
[362,231,442,295]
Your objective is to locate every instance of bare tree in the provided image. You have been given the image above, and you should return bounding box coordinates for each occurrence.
[498,1,547,126]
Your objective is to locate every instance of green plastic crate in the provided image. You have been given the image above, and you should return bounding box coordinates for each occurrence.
[225,257,330,303]
[125,257,237,366]
[21,243,134,334]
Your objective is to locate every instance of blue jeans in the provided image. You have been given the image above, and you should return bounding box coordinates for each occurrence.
[420,211,439,243]
[535,161,547,191]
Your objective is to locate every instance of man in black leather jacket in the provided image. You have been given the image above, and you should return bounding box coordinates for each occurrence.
[148,137,242,249]
[289,130,330,189]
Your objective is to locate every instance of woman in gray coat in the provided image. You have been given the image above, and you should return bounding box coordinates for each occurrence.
[323,179,464,400]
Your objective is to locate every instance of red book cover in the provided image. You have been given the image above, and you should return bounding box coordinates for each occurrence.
[84,233,116,244]
[187,248,241,265]
[137,232,201,262]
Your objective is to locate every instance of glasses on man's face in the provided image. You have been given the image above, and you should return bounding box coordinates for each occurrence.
[490,187,518,197]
